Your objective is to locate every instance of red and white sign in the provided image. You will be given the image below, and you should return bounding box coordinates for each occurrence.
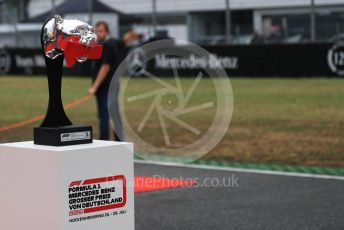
[68,175,127,216]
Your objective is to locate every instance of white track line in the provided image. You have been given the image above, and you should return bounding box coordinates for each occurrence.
[135,160,344,181]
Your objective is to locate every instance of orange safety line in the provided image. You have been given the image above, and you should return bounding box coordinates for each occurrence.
[0,95,92,132]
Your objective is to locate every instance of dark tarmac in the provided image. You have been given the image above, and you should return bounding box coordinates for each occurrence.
[135,162,344,230]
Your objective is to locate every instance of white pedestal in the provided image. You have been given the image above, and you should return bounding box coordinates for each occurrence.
[0,141,134,230]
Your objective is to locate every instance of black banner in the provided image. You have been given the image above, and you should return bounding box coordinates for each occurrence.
[0,48,91,76]
[150,43,338,77]
[0,43,341,77]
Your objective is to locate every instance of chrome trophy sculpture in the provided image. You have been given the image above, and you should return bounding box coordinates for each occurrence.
[34,15,102,146]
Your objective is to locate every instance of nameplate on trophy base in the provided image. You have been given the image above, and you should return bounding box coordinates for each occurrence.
[34,125,93,146]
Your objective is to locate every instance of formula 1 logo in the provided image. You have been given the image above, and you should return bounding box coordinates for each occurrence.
[328,42,344,76]
[68,175,126,217]
[61,131,91,142]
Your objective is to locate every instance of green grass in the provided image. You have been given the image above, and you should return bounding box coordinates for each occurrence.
[0,76,343,168]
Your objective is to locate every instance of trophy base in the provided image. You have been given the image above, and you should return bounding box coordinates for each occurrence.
[34,125,93,146]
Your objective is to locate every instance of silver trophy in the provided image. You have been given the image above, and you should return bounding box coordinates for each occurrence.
[34,15,102,146]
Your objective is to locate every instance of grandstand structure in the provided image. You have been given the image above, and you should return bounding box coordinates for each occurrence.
[0,0,344,47]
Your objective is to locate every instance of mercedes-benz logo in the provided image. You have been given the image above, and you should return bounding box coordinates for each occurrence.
[0,49,11,76]
[126,47,147,77]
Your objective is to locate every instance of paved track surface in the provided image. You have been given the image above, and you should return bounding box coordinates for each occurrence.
[134,162,344,230]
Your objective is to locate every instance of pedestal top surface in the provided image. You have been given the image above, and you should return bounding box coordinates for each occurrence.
[0,140,132,152]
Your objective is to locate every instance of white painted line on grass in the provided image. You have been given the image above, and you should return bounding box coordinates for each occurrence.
[135,159,344,181]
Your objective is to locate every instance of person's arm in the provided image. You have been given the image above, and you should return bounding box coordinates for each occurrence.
[88,63,110,95]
